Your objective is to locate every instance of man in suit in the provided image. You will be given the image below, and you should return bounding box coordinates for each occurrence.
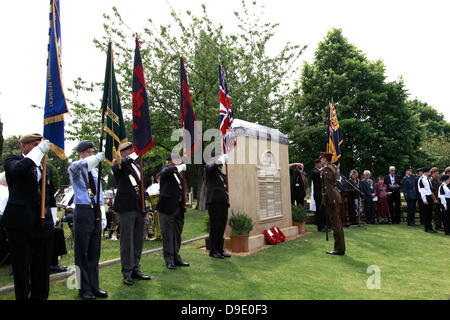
[360,170,377,224]
[1,133,53,300]
[156,154,189,270]
[384,166,402,224]
[289,163,307,207]
[311,159,326,231]
[401,166,417,226]
[319,152,345,255]
[112,142,151,285]
[418,167,436,233]
[68,140,108,300]
[204,151,231,259]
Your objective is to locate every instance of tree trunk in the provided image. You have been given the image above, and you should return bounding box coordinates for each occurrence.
[196,164,206,211]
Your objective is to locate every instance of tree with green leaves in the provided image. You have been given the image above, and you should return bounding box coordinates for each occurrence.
[285,28,424,177]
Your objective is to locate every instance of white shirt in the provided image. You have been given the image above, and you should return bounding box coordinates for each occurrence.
[418,175,433,203]
[438,183,450,209]
[0,185,8,215]
[146,183,160,196]
[390,174,395,185]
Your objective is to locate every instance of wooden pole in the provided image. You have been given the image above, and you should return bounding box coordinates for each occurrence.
[96,110,106,228]
[139,156,146,216]
[40,154,47,227]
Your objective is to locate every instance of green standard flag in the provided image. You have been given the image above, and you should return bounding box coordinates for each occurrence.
[102,41,127,166]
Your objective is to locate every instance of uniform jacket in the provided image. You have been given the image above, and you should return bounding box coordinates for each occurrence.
[311,167,322,201]
[290,169,306,199]
[112,157,143,212]
[320,163,341,206]
[430,176,441,197]
[156,165,184,214]
[401,175,417,200]
[204,163,228,205]
[384,174,402,194]
[2,155,54,232]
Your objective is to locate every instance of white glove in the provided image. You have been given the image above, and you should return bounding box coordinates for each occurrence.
[176,164,187,173]
[101,206,107,230]
[86,152,104,171]
[50,207,58,226]
[25,144,45,166]
[216,154,228,165]
[37,140,51,153]
[128,152,139,161]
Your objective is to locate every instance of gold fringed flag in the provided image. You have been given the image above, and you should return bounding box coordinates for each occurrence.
[102,41,127,166]
[327,102,343,167]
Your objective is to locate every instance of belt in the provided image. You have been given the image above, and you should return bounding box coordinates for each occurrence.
[75,204,95,209]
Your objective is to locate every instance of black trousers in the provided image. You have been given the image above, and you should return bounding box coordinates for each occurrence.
[423,195,434,231]
[314,196,325,231]
[73,206,101,294]
[160,203,184,266]
[7,228,52,300]
[291,190,305,207]
[364,198,376,223]
[207,202,228,254]
[417,198,424,224]
[50,227,67,266]
[442,199,450,235]
[406,199,417,225]
[388,192,402,223]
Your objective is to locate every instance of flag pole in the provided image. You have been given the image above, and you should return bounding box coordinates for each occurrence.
[40,154,48,227]
[180,52,187,212]
[139,156,146,216]
[96,108,106,228]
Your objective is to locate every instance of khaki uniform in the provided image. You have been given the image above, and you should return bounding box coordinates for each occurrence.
[431,176,443,229]
[321,163,346,252]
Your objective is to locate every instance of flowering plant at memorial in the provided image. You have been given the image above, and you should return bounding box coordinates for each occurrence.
[264,228,279,245]
[270,226,286,242]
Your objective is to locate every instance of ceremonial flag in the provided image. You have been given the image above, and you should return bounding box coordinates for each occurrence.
[180,55,200,158]
[102,41,127,166]
[44,0,68,159]
[132,36,154,156]
[219,63,234,154]
[327,102,343,168]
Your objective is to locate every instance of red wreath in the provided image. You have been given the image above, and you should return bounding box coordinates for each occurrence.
[271,226,286,242]
[263,228,279,245]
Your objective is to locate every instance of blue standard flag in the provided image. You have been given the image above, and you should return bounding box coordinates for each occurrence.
[44,0,68,159]
[132,35,154,156]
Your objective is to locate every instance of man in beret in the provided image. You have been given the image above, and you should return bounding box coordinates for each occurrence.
[418,167,436,233]
[112,142,151,285]
[156,153,189,269]
[430,167,443,231]
[319,152,345,255]
[204,150,231,259]
[401,166,418,226]
[68,140,108,300]
[1,133,54,300]
[415,168,425,225]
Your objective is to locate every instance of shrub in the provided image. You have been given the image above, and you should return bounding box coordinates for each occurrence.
[292,205,307,223]
[228,211,254,236]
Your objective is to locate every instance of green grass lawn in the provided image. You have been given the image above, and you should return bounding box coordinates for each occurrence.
[1,212,449,300]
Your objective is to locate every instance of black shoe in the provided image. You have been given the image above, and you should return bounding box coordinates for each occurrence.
[318,228,326,232]
[132,271,151,280]
[326,250,345,255]
[166,263,176,270]
[425,229,437,234]
[220,252,231,258]
[209,252,224,259]
[174,261,190,267]
[123,277,133,286]
[92,289,108,298]
[79,291,96,300]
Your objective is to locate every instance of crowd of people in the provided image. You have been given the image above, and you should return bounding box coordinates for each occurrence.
[290,162,450,236]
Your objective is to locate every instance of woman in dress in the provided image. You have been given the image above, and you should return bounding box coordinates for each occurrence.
[375,176,391,223]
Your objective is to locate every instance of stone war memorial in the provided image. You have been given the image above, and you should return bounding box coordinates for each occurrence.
[223,119,298,252]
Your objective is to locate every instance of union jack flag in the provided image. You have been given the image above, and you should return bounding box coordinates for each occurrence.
[219,64,234,154]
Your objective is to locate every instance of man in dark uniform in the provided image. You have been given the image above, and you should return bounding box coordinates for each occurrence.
[418,167,436,233]
[319,152,345,255]
[112,142,151,285]
[401,166,417,226]
[430,167,443,231]
[1,133,53,300]
[384,166,402,224]
[68,140,108,300]
[204,151,231,259]
[289,163,307,207]
[311,159,326,231]
[156,154,189,270]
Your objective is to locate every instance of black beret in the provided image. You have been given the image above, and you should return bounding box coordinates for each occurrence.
[76,140,94,153]
[404,165,412,171]
[440,174,449,182]
[422,167,431,173]
[416,167,424,173]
